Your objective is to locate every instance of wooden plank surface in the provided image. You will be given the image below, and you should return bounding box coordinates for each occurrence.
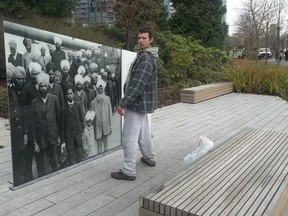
[141,128,288,216]
[180,82,233,103]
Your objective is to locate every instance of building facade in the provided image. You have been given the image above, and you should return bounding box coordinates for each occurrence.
[74,0,114,26]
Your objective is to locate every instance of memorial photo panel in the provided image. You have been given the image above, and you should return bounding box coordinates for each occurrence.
[3,21,127,187]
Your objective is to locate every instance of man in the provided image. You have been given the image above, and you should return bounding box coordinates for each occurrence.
[22,62,43,181]
[22,38,33,82]
[74,74,87,116]
[60,59,74,95]
[47,62,64,107]
[8,65,27,186]
[31,73,61,177]
[8,39,23,67]
[90,85,112,154]
[38,43,51,73]
[60,87,85,165]
[50,37,66,70]
[83,75,96,111]
[111,27,158,181]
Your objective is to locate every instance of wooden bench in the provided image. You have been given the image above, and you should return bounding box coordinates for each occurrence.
[139,127,288,216]
[180,82,233,104]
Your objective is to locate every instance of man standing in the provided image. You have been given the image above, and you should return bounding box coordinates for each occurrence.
[60,87,85,165]
[90,85,112,154]
[51,37,66,70]
[47,62,64,107]
[38,43,51,73]
[31,73,60,177]
[22,62,43,181]
[8,66,27,186]
[111,27,158,181]
[8,40,23,67]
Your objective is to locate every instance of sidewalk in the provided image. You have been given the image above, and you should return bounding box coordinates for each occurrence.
[0,93,288,216]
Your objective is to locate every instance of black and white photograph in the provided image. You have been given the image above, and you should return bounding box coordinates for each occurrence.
[3,21,124,187]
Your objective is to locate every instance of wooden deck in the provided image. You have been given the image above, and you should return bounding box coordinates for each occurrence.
[2,93,288,216]
[139,127,288,216]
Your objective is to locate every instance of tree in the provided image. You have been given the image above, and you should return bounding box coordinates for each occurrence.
[235,0,274,59]
[0,0,79,19]
[169,0,228,49]
[113,0,166,50]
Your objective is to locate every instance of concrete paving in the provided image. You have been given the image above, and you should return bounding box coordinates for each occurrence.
[0,93,288,216]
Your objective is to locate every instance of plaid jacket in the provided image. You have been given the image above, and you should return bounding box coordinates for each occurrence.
[120,48,158,113]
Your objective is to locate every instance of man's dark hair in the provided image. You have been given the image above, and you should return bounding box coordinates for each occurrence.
[138,27,155,40]
[46,62,57,72]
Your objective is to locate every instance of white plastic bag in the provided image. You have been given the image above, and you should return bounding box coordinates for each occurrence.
[183,136,214,166]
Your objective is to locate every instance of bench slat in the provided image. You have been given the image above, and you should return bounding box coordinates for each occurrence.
[140,128,288,216]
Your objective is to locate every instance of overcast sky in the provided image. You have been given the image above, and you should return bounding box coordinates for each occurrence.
[226,0,243,35]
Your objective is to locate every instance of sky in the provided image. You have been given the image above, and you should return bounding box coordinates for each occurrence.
[226,0,244,35]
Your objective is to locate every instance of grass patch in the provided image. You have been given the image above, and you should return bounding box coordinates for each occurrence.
[223,60,288,100]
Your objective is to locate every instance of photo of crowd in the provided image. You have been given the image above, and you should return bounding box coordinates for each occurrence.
[4,21,123,187]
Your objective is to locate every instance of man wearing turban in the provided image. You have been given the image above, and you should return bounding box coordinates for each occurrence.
[83,75,96,111]
[22,61,43,181]
[51,36,66,70]
[22,38,33,77]
[59,59,74,95]
[38,43,51,73]
[90,84,112,154]
[31,73,61,177]
[8,39,24,67]
[74,74,87,116]
[8,66,27,186]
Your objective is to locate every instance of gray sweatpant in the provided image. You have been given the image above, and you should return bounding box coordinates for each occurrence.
[121,109,156,176]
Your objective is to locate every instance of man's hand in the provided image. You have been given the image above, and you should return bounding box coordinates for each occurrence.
[117,106,125,116]
[34,142,40,153]
[24,134,27,146]
[61,143,66,153]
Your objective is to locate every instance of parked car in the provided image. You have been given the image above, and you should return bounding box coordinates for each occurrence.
[258,48,272,60]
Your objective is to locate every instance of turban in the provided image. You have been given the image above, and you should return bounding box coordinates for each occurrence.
[96,79,106,89]
[85,110,96,122]
[13,66,26,79]
[37,73,49,85]
[23,38,32,47]
[74,74,84,85]
[100,68,105,74]
[54,36,62,45]
[104,52,108,58]
[29,62,42,74]
[6,63,15,82]
[76,51,82,57]
[90,63,98,70]
[60,60,71,70]
[77,65,85,75]
[91,72,98,80]
[8,40,17,49]
[86,50,92,55]
[83,75,91,84]
[94,49,100,54]
[29,53,40,62]
[54,70,62,78]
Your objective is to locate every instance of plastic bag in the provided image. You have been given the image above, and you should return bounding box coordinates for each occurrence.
[183,136,214,166]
